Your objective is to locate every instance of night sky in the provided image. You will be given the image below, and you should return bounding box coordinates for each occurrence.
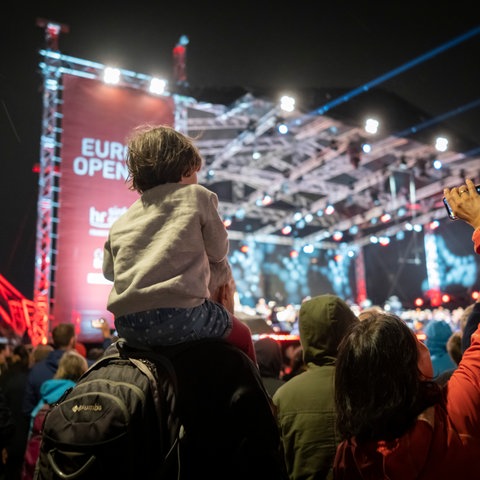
[2,2,480,297]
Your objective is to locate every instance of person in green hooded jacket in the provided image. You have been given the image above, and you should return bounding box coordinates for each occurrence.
[272,294,358,480]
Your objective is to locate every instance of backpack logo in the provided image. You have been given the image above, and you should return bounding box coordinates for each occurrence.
[71,403,102,412]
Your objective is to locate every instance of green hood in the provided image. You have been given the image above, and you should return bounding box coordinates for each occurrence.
[299,294,358,366]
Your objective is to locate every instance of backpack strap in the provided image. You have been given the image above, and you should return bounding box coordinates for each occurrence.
[116,339,183,469]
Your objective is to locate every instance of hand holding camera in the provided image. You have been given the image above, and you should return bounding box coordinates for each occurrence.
[91,318,114,339]
[443,178,480,230]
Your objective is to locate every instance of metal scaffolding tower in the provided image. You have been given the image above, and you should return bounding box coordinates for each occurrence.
[31,20,67,344]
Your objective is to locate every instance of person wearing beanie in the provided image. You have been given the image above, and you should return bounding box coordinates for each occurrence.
[272,294,358,480]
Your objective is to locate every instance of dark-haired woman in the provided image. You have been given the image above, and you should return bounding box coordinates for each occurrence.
[333,178,480,479]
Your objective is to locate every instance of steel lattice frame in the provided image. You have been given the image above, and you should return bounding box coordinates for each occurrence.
[31,24,480,341]
[32,30,64,345]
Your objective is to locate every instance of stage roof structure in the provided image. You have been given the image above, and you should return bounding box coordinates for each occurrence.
[181,85,479,250]
[26,22,480,344]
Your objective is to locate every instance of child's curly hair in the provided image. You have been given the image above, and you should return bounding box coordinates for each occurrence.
[126,124,202,193]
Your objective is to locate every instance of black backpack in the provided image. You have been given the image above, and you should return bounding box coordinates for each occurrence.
[34,339,181,480]
[35,338,288,480]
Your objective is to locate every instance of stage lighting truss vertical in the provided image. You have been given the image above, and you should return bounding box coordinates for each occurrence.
[32,31,65,344]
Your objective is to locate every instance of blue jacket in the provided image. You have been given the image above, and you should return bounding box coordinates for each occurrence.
[22,349,66,416]
[424,319,456,378]
[29,378,75,432]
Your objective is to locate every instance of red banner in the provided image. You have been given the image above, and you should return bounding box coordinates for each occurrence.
[54,75,175,341]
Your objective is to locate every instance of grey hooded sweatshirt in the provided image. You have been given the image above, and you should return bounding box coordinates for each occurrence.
[273,294,358,480]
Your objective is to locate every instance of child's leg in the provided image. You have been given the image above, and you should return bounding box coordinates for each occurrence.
[115,305,226,348]
[225,315,257,364]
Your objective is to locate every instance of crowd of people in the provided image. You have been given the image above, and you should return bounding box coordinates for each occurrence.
[0,121,479,479]
[0,324,111,479]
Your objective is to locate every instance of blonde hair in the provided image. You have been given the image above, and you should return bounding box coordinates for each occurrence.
[54,350,88,381]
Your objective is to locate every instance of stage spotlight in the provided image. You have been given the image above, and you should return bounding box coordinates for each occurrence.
[261,193,273,205]
[333,231,343,241]
[378,236,390,246]
[324,204,335,215]
[432,159,442,169]
[414,297,424,307]
[103,67,121,85]
[435,136,448,152]
[280,95,295,112]
[302,244,314,254]
[149,77,167,95]
[364,118,379,134]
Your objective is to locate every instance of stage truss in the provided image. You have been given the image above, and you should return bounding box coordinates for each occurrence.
[31,23,480,344]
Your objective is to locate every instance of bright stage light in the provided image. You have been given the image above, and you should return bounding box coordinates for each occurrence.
[149,77,167,95]
[103,67,121,85]
[280,95,295,112]
[365,118,379,134]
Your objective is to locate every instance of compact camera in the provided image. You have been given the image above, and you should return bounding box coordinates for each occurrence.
[443,184,480,220]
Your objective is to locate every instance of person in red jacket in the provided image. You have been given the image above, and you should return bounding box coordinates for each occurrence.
[333,177,480,479]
